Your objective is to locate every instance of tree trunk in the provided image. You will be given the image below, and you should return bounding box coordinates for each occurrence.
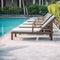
[22,0,25,16]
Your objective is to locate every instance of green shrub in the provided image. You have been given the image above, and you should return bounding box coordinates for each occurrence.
[2,6,10,14]
[27,4,39,14]
[0,6,23,14]
[39,5,48,15]
[1,6,14,14]
[28,4,48,15]
[0,5,48,15]
[13,7,23,14]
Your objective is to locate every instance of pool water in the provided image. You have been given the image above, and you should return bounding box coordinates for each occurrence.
[0,18,27,36]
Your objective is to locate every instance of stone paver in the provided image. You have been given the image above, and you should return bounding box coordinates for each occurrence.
[0,23,60,60]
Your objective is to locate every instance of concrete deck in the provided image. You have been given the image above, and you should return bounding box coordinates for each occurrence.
[0,23,60,60]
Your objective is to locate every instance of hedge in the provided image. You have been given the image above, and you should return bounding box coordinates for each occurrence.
[0,5,48,15]
[27,4,48,15]
[0,6,23,14]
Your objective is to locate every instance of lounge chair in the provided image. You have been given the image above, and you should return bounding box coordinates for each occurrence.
[37,13,51,20]
[19,24,33,28]
[26,17,37,22]
[23,21,34,25]
[19,13,52,28]
[11,15,55,40]
[21,13,52,26]
[27,13,52,22]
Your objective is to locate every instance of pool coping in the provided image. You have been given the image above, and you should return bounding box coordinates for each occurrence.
[0,15,29,18]
[0,14,40,18]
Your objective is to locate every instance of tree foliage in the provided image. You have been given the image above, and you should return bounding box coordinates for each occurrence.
[48,2,60,21]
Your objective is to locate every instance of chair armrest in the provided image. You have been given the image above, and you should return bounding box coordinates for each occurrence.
[32,23,43,28]
[32,23,36,32]
[42,29,52,32]
[32,19,43,32]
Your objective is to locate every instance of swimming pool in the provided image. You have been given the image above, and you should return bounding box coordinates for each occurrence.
[0,18,27,36]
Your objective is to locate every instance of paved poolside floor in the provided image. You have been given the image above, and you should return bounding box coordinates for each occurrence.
[0,24,60,60]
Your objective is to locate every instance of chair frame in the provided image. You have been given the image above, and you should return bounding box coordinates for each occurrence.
[11,20,53,40]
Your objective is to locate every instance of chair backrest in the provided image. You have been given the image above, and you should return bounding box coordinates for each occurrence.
[33,15,55,32]
[42,15,55,28]
[36,15,55,32]
[44,13,51,18]
[42,13,52,24]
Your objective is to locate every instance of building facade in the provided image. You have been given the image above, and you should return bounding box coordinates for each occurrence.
[0,0,47,8]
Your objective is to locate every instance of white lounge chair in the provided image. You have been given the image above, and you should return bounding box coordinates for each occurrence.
[19,13,52,28]
[11,15,55,40]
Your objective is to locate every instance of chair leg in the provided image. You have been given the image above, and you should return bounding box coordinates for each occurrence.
[49,34,53,40]
[11,32,13,40]
[15,33,17,37]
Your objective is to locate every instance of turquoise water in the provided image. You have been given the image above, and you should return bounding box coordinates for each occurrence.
[0,18,27,36]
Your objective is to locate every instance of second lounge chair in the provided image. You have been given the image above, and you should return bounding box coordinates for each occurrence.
[11,15,55,40]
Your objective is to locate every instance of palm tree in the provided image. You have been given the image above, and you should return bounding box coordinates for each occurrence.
[22,0,28,16]
[12,0,14,8]
[22,0,26,16]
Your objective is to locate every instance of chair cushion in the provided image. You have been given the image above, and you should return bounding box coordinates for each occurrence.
[12,27,41,32]
[42,15,55,28]
[42,13,52,24]
[23,21,34,24]
[19,24,32,27]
